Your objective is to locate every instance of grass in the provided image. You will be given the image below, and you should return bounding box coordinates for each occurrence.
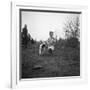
[20,39,80,78]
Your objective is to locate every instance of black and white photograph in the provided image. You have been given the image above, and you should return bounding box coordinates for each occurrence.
[20,9,81,79]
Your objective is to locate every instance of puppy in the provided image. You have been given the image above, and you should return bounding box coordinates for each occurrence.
[39,42,47,55]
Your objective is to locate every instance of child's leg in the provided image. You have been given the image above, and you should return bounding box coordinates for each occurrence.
[48,46,54,54]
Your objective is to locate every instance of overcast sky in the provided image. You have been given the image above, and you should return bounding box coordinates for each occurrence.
[21,11,80,41]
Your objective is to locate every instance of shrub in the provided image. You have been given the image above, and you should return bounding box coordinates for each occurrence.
[65,37,79,48]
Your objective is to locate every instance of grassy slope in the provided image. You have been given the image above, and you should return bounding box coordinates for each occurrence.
[21,40,80,78]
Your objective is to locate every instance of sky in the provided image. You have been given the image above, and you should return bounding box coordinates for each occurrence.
[21,11,80,41]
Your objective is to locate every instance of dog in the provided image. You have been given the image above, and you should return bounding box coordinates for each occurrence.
[39,41,55,55]
[39,42,47,55]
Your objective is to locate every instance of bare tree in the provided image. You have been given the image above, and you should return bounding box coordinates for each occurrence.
[64,16,80,40]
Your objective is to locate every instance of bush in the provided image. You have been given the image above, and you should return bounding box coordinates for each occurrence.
[65,37,79,48]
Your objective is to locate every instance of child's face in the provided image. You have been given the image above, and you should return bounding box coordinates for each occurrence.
[50,32,53,38]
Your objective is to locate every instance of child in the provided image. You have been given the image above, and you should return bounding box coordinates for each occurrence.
[47,31,56,54]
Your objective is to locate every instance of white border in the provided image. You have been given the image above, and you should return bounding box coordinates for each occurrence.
[11,1,88,89]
